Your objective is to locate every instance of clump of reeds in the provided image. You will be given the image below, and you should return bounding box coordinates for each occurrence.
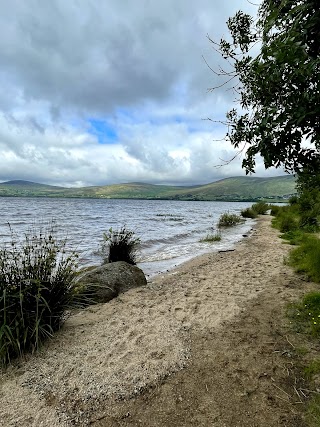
[0,224,82,366]
[101,226,140,265]
[200,231,222,243]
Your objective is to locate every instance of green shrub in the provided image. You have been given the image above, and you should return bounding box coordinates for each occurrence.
[299,211,319,231]
[218,212,242,227]
[289,195,299,205]
[200,231,221,242]
[269,204,281,216]
[0,226,81,366]
[277,212,299,233]
[299,190,318,213]
[288,236,320,282]
[241,207,257,219]
[101,226,140,265]
[251,201,269,215]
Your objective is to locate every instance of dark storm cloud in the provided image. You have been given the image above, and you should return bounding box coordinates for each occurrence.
[0,0,256,115]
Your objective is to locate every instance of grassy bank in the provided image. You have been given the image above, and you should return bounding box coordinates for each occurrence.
[268,193,320,426]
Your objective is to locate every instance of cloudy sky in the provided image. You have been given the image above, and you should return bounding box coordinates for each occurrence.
[0,0,282,187]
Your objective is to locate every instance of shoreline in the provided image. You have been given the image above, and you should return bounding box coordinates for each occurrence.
[0,216,308,426]
[139,218,256,280]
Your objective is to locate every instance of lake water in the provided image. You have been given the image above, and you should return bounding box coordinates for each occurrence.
[0,197,255,278]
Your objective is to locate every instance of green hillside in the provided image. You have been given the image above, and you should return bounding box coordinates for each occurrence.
[79,183,184,199]
[172,176,296,201]
[0,180,66,197]
[0,176,297,201]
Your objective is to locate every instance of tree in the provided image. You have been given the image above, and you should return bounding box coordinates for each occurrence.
[211,0,320,174]
[297,163,320,193]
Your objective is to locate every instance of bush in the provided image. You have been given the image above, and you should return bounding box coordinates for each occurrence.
[289,195,299,205]
[251,202,269,215]
[241,208,257,219]
[0,226,81,366]
[299,211,319,231]
[277,212,299,233]
[269,204,281,216]
[299,190,318,213]
[218,212,242,227]
[101,226,140,265]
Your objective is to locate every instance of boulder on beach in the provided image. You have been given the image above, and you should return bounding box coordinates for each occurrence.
[78,261,147,303]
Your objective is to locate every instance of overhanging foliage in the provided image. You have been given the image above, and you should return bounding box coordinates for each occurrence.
[212,0,320,173]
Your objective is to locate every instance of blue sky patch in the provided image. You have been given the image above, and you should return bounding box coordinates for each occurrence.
[88,118,118,144]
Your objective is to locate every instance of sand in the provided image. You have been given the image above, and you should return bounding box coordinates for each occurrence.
[0,216,310,426]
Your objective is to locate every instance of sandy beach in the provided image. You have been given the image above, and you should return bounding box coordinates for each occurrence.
[0,216,310,426]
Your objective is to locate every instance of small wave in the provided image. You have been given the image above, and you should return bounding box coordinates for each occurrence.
[141,231,195,248]
[150,217,185,223]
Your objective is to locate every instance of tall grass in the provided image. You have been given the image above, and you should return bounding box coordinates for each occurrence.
[276,183,320,425]
[101,226,140,265]
[288,236,320,282]
[271,204,300,233]
[200,231,222,242]
[278,212,299,233]
[0,225,82,366]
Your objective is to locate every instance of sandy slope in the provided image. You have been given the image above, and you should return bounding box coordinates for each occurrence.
[0,216,308,426]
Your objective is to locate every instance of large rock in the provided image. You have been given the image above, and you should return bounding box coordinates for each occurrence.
[78,261,147,303]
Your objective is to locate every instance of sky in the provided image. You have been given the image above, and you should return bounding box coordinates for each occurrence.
[0,0,283,188]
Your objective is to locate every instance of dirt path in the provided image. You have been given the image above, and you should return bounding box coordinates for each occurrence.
[91,216,309,427]
[0,216,310,426]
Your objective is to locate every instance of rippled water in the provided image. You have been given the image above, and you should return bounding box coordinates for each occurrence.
[0,197,255,277]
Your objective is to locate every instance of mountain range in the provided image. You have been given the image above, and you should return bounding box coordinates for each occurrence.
[0,176,296,202]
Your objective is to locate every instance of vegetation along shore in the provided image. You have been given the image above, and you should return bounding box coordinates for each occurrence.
[1,0,320,424]
[2,185,320,425]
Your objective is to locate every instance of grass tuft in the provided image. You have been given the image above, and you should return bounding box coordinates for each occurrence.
[200,231,221,243]
[101,226,140,265]
[288,292,320,336]
[307,395,320,427]
[304,359,320,380]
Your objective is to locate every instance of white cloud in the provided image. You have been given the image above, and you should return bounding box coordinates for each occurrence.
[0,0,281,187]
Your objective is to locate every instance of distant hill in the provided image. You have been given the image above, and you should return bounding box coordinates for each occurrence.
[172,176,296,201]
[0,180,65,197]
[1,180,63,189]
[0,176,297,201]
